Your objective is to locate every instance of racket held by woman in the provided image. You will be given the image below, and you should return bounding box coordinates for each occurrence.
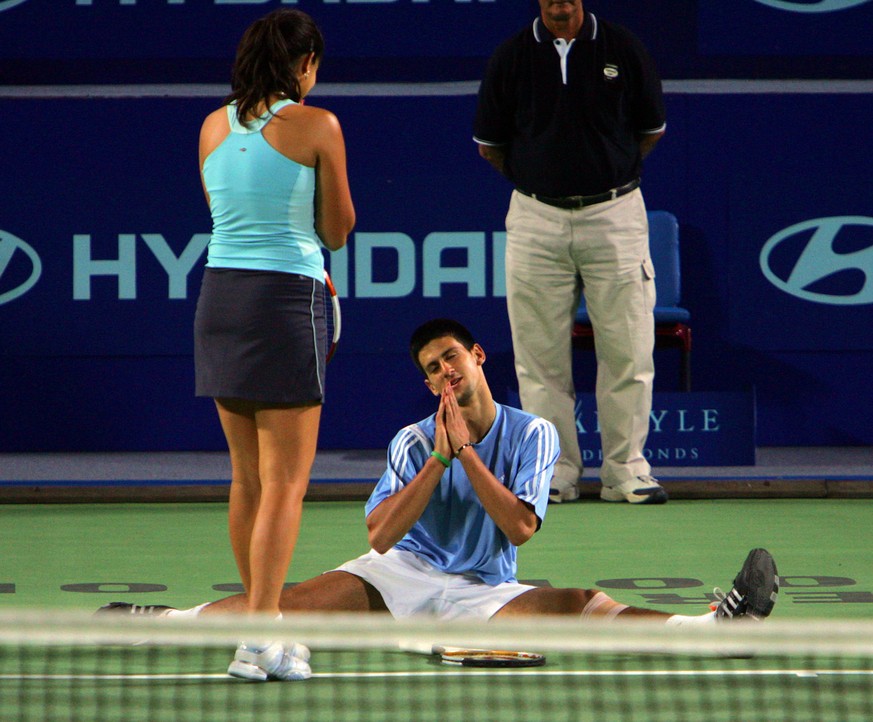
[323,270,341,364]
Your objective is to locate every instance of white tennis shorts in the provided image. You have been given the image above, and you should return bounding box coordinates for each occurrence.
[333,548,535,621]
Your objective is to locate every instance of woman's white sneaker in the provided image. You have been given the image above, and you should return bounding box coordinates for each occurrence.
[228,641,312,682]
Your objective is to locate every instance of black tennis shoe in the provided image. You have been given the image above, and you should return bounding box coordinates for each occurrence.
[714,548,779,621]
[95,602,175,617]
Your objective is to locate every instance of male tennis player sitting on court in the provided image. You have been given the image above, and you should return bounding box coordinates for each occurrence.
[100,319,779,681]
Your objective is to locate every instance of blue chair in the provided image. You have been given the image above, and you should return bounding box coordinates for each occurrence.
[572,210,692,391]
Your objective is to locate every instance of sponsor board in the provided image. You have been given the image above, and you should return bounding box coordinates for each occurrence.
[508,391,756,467]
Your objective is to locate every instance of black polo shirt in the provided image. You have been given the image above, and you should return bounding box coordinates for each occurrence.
[474,13,666,198]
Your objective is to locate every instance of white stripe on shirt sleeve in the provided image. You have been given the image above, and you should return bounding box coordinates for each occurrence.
[521,418,559,500]
[387,424,432,494]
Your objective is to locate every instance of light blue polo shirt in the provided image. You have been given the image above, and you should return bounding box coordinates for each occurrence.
[365,403,559,586]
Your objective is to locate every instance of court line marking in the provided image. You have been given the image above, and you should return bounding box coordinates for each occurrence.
[3,474,872,487]
[2,669,872,681]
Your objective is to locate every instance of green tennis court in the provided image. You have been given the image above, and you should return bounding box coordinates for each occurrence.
[4,499,871,617]
[2,499,872,720]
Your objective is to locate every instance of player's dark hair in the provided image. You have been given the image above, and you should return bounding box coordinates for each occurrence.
[225,9,324,125]
[409,319,477,375]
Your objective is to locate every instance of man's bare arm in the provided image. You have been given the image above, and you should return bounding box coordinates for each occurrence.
[478,144,507,175]
[638,130,665,160]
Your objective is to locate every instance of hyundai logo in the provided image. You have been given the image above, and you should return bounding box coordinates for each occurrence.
[753,0,872,12]
[0,230,42,306]
[0,0,28,12]
[759,216,873,306]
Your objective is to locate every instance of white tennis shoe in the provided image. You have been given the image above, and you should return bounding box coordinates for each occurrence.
[600,475,669,504]
[548,479,580,503]
[228,641,312,682]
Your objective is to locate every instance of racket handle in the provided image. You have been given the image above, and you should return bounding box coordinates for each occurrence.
[397,640,453,655]
[397,640,437,655]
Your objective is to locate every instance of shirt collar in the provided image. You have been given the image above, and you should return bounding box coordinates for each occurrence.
[532,11,597,43]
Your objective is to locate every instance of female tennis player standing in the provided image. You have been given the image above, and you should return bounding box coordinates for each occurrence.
[194,9,355,680]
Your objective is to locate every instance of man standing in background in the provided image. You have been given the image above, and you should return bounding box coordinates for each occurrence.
[474,0,668,505]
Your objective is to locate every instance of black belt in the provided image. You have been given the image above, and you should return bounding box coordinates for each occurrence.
[516,178,641,210]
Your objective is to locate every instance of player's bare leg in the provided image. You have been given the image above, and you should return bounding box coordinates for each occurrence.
[492,549,778,626]
[201,571,389,615]
[492,587,669,620]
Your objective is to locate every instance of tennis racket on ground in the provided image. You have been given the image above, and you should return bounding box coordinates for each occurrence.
[399,641,546,668]
[437,647,546,668]
[323,270,341,364]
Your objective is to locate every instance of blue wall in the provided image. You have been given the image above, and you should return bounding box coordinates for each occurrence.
[1,0,871,452]
[2,1,872,82]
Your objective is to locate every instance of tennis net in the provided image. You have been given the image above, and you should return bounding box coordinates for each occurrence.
[1,610,871,721]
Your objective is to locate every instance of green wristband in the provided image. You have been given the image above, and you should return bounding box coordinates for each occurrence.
[431,451,450,468]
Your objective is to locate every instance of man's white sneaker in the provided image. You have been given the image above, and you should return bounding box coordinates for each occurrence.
[95,602,175,617]
[228,641,312,681]
[600,476,668,504]
[549,480,580,503]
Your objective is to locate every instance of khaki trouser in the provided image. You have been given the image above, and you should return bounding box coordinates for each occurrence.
[505,188,655,488]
